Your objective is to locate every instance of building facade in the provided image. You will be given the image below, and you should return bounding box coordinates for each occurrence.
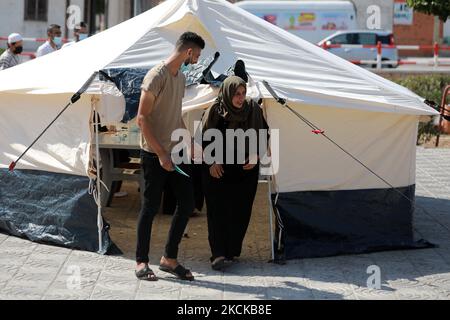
[0,0,155,51]
[392,0,444,57]
[351,0,394,31]
[0,0,445,55]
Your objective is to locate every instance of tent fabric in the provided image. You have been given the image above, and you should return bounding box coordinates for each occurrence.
[0,93,93,176]
[0,0,438,116]
[272,186,433,260]
[264,100,419,193]
[0,169,112,253]
[0,0,438,179]
[0,0,439,256]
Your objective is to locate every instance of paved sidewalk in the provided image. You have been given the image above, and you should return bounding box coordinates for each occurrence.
[0,147,449,300]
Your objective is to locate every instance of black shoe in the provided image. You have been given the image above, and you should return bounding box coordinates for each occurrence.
[234,60,248,83]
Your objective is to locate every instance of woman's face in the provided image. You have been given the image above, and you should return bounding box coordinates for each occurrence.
[232,85,246,109]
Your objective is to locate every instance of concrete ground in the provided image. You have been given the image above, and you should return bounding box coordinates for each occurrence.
[0,147,450,300]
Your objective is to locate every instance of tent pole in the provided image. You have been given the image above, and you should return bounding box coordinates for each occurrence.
[92,96,104,253]
[262,101,275,262]
[267,175,275,262]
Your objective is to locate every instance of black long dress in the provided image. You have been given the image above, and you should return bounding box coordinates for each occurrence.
[203,116,263,261]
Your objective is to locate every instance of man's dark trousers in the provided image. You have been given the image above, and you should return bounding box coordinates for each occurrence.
[136,150,194,263]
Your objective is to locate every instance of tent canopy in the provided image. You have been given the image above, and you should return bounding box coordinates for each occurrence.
[0,0,438,116]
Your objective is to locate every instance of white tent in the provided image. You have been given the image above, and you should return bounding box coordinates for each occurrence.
[0,0,438,258]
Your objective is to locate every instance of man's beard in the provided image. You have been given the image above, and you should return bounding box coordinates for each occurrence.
[184,55,194,66]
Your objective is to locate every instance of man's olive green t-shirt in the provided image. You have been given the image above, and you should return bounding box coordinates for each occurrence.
[140,62,186,154]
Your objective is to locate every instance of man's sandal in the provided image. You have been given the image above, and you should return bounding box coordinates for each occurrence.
[159,264,194,281]
[135,265,158,281]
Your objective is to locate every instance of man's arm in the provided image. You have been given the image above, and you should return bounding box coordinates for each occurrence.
[0,55,12,70]
[137,90,174,172]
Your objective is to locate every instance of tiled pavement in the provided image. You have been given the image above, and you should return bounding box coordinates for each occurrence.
[0,147,449,300]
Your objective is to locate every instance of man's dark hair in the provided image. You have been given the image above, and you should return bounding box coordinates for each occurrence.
[47,24,61,34]
[75,22,88,32]
[176,32,205,51]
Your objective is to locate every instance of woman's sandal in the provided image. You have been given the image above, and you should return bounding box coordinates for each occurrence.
[159,264,195,281]
[211,257,226,271]
[135,265,158,281]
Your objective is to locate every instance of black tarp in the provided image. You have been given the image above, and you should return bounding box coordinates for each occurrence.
[0,169,112,253]
[100,54,231,122]
[272,185,434,261]
[100,68,149,122]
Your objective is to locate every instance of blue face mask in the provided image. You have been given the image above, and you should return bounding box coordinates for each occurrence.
[78,33,88,41]
[53,37,62,47]
[180,63,190,73]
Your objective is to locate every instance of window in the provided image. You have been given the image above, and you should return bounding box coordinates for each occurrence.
[84,0,107,34]
[330,34,348,45]
[24,0,48,21]
[330,34,358,45]
[377,34,393,45]
[358,33,377,45]
[346,34,360,45]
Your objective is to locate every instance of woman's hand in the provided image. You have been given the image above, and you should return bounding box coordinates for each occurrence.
[243,154,259,171]
[190,140,204,163]
[210,163,224,179]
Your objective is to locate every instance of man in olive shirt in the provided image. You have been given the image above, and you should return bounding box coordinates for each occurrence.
[135,32,205,281]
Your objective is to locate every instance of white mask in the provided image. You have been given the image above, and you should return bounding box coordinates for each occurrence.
[53,37,62,47]
[78,33,88,41]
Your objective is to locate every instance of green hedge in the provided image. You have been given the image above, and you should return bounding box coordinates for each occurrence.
[392,75,450,104]
[0,48,4,55]
[391,75,450,144]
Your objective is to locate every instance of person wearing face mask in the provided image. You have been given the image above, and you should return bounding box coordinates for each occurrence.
[62,22,89,49]
[36,24,62,57]
[134,32,205,282]
[0,33,23,71]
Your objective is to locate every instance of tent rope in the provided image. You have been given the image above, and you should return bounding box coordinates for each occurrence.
[88,177,109,206]
[262,80,417,207]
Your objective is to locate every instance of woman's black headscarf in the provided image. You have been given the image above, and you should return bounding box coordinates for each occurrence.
[203,76,267,132]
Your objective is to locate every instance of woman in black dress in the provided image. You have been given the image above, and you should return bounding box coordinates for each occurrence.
[202,76,269,270]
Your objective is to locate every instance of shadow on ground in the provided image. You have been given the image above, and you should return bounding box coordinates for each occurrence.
[102,182,450,300]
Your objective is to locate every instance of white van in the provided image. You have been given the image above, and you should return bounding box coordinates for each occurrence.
[235,0,357,44]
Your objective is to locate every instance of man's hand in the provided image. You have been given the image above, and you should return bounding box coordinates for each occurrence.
[159,152,174,172]
[209,163,224,179]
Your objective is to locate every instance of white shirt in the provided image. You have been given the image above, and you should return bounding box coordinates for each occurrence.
[36,41,57,57]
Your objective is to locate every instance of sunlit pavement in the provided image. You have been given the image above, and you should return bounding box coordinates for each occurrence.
[0,147,450,300]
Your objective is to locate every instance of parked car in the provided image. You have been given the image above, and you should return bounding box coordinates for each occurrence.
[235,0,357,44]
[318,30,398,68]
